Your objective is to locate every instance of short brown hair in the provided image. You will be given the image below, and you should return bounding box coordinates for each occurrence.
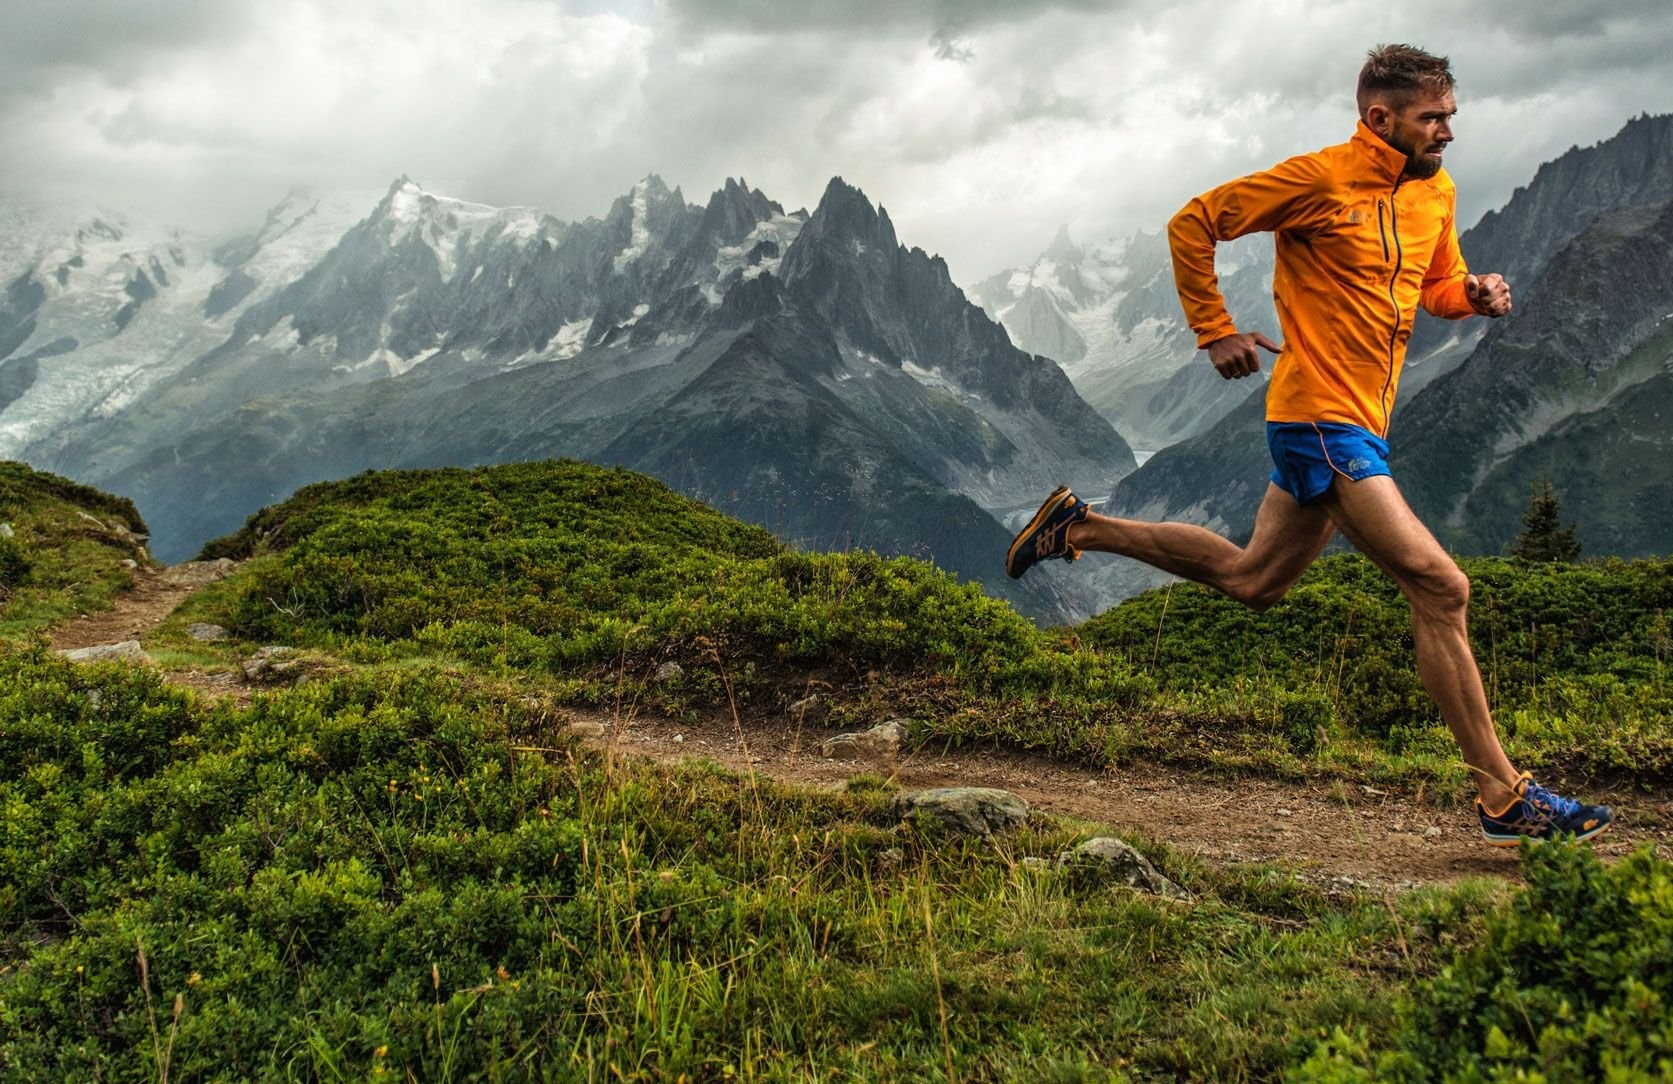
[1357,44,1455,116]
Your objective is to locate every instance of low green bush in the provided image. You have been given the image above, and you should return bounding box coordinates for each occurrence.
[1291,840,1673,1081]
[1,644,1430,1081]
[0,535,29,590]
[0,460,147,639]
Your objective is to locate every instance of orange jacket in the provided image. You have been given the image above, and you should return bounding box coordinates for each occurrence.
[1169,121,1476,437]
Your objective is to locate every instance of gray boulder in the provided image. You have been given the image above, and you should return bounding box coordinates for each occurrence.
[0,523,12,538]
[186,623,228,641]
[895,787,1029,837]
[59,640,150,664]
[1057,837,1190,900]
[820,718,906,761]
[654,661,684,682]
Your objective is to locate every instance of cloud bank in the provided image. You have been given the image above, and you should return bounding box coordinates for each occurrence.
[3,0,1670,281]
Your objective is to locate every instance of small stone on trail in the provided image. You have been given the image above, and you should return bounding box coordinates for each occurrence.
[1423,826,1442,839]
[1276,808,1293,817]
[242,646,298,683]
[820,719,906,761]
[672,734,684,744]
[654,662,684,682]
[59,640,150,664]
[787,694,829,727]
[567,722,606,740]
[187,623,228,641]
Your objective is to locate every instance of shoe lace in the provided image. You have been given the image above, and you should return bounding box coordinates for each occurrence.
[1521,780,1581,820]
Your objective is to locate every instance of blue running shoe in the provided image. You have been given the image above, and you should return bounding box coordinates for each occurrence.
[1006,485,1089,579]
[1478,774,1612,846]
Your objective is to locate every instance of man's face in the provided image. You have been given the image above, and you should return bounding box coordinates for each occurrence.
[1372,90,1456,180]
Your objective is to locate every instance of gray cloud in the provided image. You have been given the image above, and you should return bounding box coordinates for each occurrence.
[0,0,253,105]
[0,0,1668,284]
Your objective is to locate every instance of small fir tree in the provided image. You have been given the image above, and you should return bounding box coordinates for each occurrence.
[1510,477,1581,562]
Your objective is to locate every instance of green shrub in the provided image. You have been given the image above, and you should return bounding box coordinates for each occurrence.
[1084,554,1673,776]
[1290,841,1673,1082]
[0,461,147,638]
[0,535,29,589]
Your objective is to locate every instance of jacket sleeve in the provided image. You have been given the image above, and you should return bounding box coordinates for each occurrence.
[1420,197,1473,319]
[1169,153,1334,347]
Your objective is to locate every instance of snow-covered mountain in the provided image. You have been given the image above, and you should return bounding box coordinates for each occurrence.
[0,191,379,454]
[1,175,1136,621]
[970,224,1275,461]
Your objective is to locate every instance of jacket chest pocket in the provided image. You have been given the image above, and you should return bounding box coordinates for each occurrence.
[1315,197,1393,284]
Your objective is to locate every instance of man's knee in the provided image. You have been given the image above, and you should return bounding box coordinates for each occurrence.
[1408,563,1470,619]
[1229,572,1292,613]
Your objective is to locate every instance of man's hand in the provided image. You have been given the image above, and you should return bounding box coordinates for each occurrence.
[1465,272,1512,318]
[1206,330,1280,380]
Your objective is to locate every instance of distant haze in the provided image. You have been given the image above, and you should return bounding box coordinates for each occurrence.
[3,0,1671,283]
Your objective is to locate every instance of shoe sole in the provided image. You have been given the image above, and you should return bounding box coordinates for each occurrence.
[1006,485,1072,579]
[1481,821,1612,847]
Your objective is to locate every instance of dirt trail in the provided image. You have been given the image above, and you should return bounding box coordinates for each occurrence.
[48,566,1672,891]
[50,559,252,705]
[572,705,1669,891]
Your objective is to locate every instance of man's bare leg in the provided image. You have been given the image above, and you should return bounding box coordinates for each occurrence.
[1067,483,1335,611]
[1314,475,1519,808]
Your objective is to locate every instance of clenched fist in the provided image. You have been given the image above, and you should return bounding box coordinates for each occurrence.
[1465,272,1512,318]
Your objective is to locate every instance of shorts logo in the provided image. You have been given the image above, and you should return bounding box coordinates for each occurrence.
[1345,456,1371,473]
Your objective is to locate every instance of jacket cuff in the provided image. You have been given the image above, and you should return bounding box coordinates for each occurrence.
[1422,279,1475,320]
[1194,317,1239,348]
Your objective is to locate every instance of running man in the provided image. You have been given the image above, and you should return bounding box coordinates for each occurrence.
[1006,43,1611,846]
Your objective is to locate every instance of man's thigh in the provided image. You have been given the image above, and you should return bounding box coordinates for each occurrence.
[1241,482,1336,579]
[1315,475,1457,589]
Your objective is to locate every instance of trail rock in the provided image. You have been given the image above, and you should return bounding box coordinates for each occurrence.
[820,718,905,761]
[787,694,829,727]
[655,662,684,682]
[1057,838,1190,900]
[243,646,299,683]
[895,787,1029,837]
[60,640,150,664]
[186,623,228,641]
[0,523,12,538]
[162,559,238,588]
[567,721,607,739]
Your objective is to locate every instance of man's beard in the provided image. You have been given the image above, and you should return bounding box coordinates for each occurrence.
[1390,130,1443,179]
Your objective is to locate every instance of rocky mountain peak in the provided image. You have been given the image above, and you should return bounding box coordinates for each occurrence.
[802,177,900,253]
[698,177,782,241]
[1044,223,1081,265]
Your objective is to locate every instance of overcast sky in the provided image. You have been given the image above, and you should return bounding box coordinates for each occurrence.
[3,0,1671,283]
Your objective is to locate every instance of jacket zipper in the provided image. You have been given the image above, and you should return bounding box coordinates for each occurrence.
[1378,184,1404,435]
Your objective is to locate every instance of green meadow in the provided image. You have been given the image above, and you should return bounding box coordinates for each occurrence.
[2,458,1669,1081]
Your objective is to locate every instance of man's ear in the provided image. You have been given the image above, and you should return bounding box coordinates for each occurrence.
[1363,101,1391,135]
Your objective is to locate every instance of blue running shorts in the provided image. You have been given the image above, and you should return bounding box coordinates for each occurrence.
[1266,422,1392,506]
